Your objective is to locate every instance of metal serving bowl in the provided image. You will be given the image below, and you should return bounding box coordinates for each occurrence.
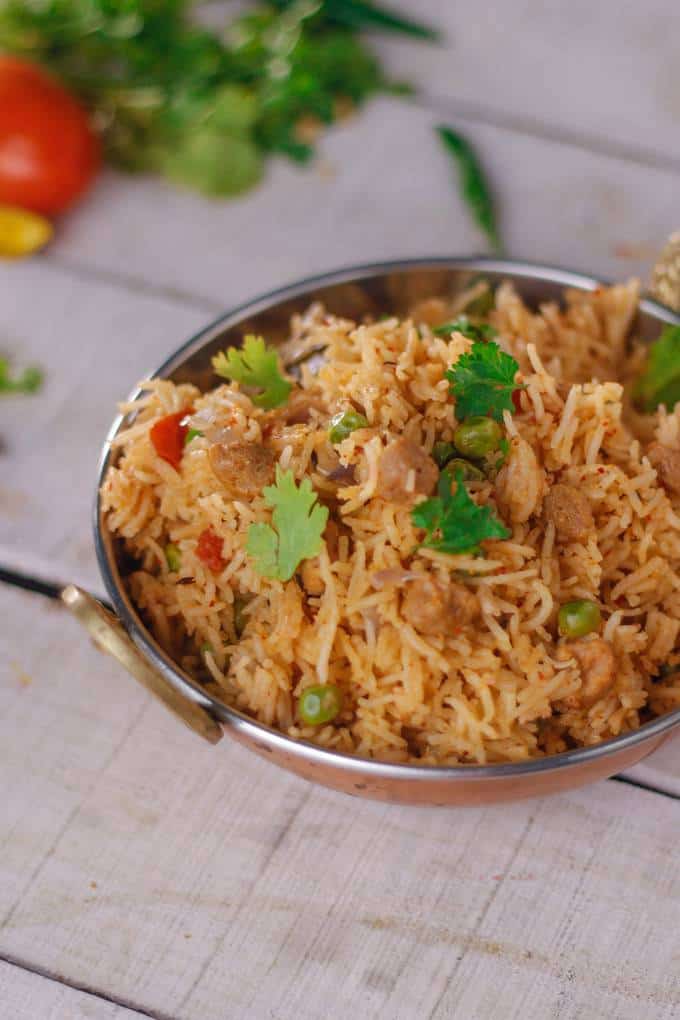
[63,258,680,805]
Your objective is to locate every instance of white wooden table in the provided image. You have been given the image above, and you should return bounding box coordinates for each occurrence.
[2,3,680,1017]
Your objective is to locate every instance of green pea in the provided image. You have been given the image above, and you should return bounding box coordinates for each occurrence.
[184,427,203,445]
[453,416,503,459]
[446,458,485,481]
[298,684,343,726]
[432,440,457,468]
[328,409,368,444]
[558,600,601,638]
[165,543,181,572]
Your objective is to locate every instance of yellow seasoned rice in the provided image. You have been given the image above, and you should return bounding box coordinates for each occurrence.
[101,281,680,764]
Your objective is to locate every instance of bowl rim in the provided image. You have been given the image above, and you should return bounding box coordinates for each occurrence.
[95,255,680,781]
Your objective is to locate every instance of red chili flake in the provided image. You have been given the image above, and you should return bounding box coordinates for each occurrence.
[196,527,225,572]
[149,408,193,469]
[511,389,523,412]
[598,467,605,474]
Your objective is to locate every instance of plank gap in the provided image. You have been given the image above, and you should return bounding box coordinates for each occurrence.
[611,774,680,803]
[0,951,173,1020]
[0,565,72,604]
[41,253,226,315]
[414,92,680,178]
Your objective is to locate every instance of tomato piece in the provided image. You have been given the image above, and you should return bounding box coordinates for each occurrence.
[149,409,192,469]
[196,527,225,573]
[0,58,100,215]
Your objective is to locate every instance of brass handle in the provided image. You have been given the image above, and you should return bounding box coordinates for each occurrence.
[61,585,223,745]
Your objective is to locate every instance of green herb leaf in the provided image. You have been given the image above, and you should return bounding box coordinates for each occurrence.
[433,315,498,341]
[288,0,441,40]
[411,469,509,555]
[461,280,495,317]
[0,357,43,395]
[633,325,680,413]
[163,127,263,197]
[446,340,521,422]
[246,522,280,578]
[213,335,291,409]
[437,124,501,251]
[246,467,329,580]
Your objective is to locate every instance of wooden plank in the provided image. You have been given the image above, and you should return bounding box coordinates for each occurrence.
[0,959,146,1019]
[1,586,679,1020]
[624,739,680,798]
[377,0,680,167]
[47,99,679,305]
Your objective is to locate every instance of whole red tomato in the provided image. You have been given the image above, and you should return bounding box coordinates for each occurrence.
[0,57,100,215]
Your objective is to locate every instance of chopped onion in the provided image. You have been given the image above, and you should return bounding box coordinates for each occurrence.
[370,568,420,590]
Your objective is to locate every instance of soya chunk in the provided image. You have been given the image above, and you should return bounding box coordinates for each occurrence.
[563,637,615,708]
[495,438,545,524]
[647,442,680,496]
[402,576,478,636]
[544,483,594,541]
[208,441,275,498]
[378,438,438,504]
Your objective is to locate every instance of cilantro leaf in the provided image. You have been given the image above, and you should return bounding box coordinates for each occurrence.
[633,325,680,413]
[445,340,521,422]
[246,522,279,578]
[433,315,498,341]
[246,467,329,581]
[0,357,43,395]
[411,469,509,555]
[213,335,291,409]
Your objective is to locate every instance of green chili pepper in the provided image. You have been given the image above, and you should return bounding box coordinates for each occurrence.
[328,409,369,444]
[271,0,440,40]
[298,684,343,725]
[165,543,181,572]
[437,125,501,251]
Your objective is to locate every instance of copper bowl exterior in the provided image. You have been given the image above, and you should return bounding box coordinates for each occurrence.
[91,257,680,805]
